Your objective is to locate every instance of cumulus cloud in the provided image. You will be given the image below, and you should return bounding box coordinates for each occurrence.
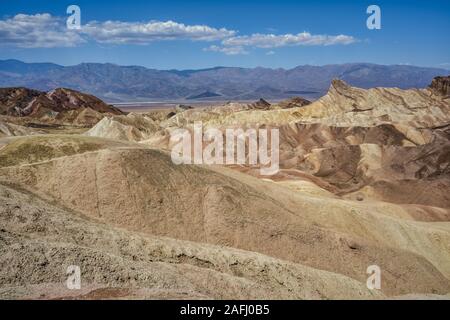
[204,32,356,55]
[0,13,85,48]
[222,32,356,48]
[82,20,236,44]
[204,45,248,55]
[0,13,357,55]
[0,14,235,47]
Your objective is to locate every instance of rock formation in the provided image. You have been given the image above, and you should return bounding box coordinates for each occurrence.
[0,87,123,126]
[429,75,450,97]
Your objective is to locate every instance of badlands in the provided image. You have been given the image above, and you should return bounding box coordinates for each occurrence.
[0,77,449,299]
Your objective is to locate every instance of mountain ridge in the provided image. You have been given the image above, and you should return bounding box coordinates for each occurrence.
[0,59,448,102]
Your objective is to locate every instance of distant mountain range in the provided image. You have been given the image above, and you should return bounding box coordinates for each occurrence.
[0,59,448,102]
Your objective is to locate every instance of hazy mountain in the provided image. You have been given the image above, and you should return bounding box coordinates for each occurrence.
[0,59,447,102]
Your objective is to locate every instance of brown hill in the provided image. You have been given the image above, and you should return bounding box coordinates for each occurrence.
[278,96,311,109]
[0,87,123,126]
[0,88,41,115]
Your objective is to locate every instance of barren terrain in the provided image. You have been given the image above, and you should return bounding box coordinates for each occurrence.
[0,77,449,299]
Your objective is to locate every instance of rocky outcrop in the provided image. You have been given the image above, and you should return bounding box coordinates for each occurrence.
[0,87,41,115]
[85,112,160,142]
[277,96,311,109]
[286,78,450,128]
[0,87,123,125]
[248,98,271,110]
[429,76,450,96]
[175,104,193,113]
[43,88,123,114]
[0,120,43,137]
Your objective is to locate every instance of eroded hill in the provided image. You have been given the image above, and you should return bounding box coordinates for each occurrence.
[0,77,449,299]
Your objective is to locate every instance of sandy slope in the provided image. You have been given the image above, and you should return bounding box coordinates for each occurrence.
[0,182,381,300]
[0,135,449,297]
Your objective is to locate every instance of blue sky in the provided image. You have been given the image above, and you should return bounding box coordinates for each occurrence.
[0,0,449,70]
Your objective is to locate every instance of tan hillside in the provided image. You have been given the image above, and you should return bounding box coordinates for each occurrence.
[0,182,385,300]
[0,135,449,297]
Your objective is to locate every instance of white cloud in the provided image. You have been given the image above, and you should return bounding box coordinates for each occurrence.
[0,13,85,48]
[266,50,275,55]
[222,32,356,48]
[204,45,248,55]
[205,32,356,55]
[0,14,235,47]
[82,20,236,44]
[0,13,357,55]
